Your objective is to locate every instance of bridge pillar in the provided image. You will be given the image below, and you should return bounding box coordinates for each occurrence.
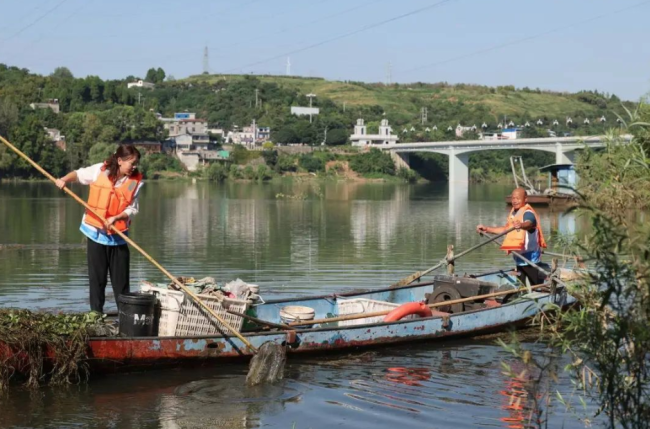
[391,152,410,170]
[556,143,576,164]
[449,150,469,183]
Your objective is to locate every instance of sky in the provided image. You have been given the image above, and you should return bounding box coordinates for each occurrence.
[0,0,649,100]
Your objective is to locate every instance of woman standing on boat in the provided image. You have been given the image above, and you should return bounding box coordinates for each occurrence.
[55,145,143,313]
[476,187,547,286]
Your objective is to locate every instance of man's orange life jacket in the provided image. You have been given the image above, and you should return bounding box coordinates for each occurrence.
[500,203,547,253]
[84,166,143,234]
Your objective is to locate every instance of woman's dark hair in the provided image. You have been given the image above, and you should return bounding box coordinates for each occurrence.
[104,144,141,182]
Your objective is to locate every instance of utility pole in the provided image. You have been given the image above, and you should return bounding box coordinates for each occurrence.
[255,89,259,108]
[138,91,142,106]
[421,107,427,125]
[286,57,291,76]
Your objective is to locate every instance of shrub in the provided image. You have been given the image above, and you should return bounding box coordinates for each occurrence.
[349,148,395,175]
[242,165,255,180]
[229,164,240,179]
[299,154,324,173]
[206,162,228,182]
[256,164,272,181]
[276,155,297,173]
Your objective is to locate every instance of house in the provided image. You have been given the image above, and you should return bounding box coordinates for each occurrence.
[159,113,208,137]
[455,125,476,138]
[481,127,522,140]
[127,80,155,89]
[174,133,211,151]
[30,99,60,114]
[176,149,231,172]
[350,119,398,146]
[44,127,66,151]
[228,121,271,148]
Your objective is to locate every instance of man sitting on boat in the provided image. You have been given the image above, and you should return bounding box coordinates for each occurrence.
[476,188,547,286]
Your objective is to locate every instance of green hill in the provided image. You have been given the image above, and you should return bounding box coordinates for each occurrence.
[184,73,626,133]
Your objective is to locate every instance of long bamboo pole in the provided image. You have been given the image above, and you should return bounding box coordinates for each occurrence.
[390,226,516,288]
[0,135,257,353]
[288,283,550,327]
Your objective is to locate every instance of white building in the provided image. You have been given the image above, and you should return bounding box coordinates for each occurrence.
[127,80,156,89]
[350,119,398,146]
[290,106,320,117]
[30,99,60,114]
[228,121,271,148]
[159,113,208,137]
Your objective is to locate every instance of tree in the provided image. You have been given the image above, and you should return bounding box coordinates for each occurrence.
[145,68,157,83]
[325,128,349,146]
[87,142,116,165]
[50,67,73,80]
[0,98,18,137]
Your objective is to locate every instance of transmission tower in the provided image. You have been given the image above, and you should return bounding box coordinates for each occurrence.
[421,107,427,125]
[203,46,210,75]
[286,57,291,76]
[385,61,392,85]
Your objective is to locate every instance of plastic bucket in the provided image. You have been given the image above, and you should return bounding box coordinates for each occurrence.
[118,292,157,337]
[279,305,315,325]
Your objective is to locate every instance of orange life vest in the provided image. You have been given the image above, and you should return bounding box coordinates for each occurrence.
[500,203,547,253]
[84,166,143,234]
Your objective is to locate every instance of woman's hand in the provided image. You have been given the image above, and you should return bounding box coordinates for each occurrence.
[55,179,66,190]
[104,216,118,230]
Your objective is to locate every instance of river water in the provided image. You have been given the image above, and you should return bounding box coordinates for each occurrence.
[0,181,598,428]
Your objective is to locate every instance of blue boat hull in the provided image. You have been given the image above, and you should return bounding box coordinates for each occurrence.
[88,272,575,372]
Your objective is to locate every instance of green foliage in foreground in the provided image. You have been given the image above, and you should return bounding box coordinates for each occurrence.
[499,124,650,428]
[0,310,105,390]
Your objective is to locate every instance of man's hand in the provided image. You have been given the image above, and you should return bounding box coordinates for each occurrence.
[476,224,488,234]
[513,219,522,230]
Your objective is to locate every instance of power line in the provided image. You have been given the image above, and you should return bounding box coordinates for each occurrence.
[219,0,386,53]
[224,0,457,74]
[399,0,650,77]
[0,0,71,44]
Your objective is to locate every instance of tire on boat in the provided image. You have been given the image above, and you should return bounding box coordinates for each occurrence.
[426,284,463,313]
[383,302,433,322]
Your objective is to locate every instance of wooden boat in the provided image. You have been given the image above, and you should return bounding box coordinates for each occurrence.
[505,192,576,207]
[506,157,578,207]
[87,271,575,373]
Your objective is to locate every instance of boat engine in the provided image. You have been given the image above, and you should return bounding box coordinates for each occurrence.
[425,275,498,313]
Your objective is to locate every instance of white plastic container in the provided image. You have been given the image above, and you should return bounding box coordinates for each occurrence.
[279,305,315,325]
[337,298,411,326]
[139,283,185,336]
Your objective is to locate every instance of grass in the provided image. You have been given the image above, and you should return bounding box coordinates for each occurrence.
[184,74,614,121]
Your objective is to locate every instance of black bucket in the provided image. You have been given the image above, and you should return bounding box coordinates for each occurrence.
[117,292,157,337]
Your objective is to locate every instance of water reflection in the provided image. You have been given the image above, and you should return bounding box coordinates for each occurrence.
[0,341,601,428]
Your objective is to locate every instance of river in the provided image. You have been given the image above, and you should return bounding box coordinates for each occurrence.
[0,181,599,428]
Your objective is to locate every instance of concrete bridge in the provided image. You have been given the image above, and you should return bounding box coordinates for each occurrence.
[380,135,629,184]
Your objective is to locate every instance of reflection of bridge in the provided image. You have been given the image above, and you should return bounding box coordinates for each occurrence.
[381,135,631,185]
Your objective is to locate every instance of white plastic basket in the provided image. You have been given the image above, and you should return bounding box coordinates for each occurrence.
[174,293,250,337]
[337,298,405,326]
[140,284,185,336]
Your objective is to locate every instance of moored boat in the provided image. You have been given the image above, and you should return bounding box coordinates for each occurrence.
[85,271,575,373]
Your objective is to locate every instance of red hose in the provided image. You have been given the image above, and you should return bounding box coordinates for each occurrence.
[383,302,434,322]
